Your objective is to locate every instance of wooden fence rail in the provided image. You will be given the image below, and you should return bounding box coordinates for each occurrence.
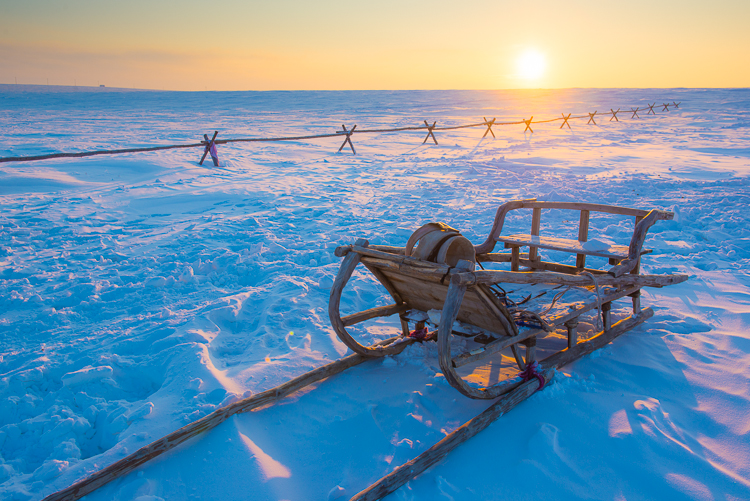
[0,101,681,164]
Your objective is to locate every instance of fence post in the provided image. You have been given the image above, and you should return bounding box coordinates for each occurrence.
[587,111,598,125]
[560,113,572,129]
[423,121,438,145]
[337,125,357,154]
[200,131,219,166]
[482,117,496,138]
[523,117,534,133]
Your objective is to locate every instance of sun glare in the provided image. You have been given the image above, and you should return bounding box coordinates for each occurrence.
[516,50,546,81]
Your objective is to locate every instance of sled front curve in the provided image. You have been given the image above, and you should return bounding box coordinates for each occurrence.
[329,241,527,398]
[329,239,413,357]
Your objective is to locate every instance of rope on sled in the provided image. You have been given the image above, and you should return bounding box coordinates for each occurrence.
[518,360,545,391]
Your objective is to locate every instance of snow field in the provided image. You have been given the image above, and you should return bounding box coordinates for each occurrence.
[1,87,749,500]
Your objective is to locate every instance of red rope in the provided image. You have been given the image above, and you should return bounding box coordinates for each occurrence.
[518,361,545,391]
[408,327,430,341]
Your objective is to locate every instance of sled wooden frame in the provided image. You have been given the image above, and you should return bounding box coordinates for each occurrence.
[330,200,687,400]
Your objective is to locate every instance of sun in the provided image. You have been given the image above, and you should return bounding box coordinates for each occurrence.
[516,49,546,81]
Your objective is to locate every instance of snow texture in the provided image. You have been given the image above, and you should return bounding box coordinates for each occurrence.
[1,86,749,500]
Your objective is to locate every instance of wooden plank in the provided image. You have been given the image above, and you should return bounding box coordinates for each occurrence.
[360,257,447,284]
[476,252,527,263]
[499,233,652,260]
[361,261,405,304]
[529,207,541,261]
[354,245,450,272]
[511,246,520,271]
[342,304,408,327]
[547,285,641,326]
[520,201,652,217]
[379,270,511,335]
[455,270,688,289]
[522,258,607,275]
[542,308,653,369]
[576,209,590,269]
[452,328,542,368]
[350,309,654,501]
[368,244,405,255]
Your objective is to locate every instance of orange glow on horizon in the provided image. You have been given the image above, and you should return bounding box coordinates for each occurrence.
[1,1,748,90]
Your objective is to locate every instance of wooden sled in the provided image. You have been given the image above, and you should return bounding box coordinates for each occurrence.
[330,200,688,399]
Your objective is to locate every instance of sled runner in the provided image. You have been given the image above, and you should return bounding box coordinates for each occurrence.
[330,199,687,399]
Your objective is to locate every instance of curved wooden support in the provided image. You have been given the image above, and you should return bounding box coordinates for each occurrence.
[437,274,530,400]
[609,209,674,277]
[474,199,535,255]
[328,239,409,357]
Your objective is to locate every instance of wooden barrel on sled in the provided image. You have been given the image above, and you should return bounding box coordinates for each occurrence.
[405,222,475,267]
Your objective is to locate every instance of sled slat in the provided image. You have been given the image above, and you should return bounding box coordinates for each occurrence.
[452,328,542,368]
[498,234,652,260]
[342,304,408,326]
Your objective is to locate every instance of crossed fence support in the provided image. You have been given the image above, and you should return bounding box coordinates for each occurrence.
[0,100,680,166]
[523,117,534,133]
[423,121,438,144]
[560,113,572,129]
[483,117,496,138]
[337,125,357,154]
[200,131,220,166]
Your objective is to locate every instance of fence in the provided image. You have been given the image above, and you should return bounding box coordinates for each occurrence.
[0,101,681,166]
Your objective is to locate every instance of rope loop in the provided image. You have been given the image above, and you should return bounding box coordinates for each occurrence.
[408,327,429,341]
[518,360,545,391]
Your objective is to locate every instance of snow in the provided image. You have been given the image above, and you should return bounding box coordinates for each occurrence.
[1,85,749,500]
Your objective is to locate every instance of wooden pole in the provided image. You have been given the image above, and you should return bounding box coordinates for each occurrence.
[482,117,496,138]
[337,125,357,154]
[647,103,656,115]
[609,108,620,122]
[422,121,438,145]
[349,309,654,501]
[662,103,670,111]
[630,107,640,119]
[523,117,534,133]
[560,113,572,129]
[587,111,597,125]
[199,131,218,166]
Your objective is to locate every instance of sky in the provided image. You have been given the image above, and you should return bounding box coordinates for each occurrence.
[1,0,748,91]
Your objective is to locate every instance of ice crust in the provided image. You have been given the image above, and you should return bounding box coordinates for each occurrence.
[1,87,749,500]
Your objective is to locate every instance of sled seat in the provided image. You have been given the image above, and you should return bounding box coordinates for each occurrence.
[496,234,652,261]
[474,200,672,275]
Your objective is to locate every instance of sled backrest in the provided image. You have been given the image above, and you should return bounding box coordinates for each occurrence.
[361,259,515,337]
